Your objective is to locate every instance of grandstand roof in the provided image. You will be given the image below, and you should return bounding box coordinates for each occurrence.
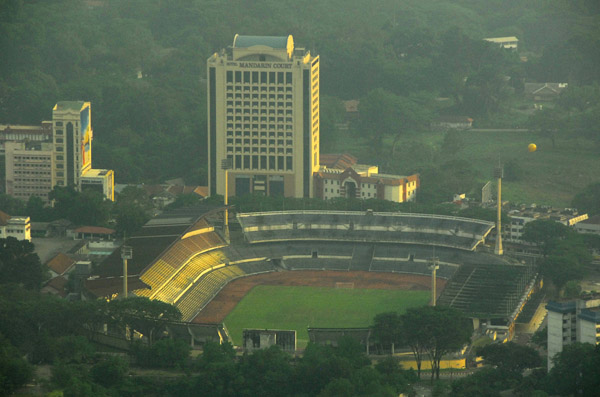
[94,205,224,278]
[84,276,149,298]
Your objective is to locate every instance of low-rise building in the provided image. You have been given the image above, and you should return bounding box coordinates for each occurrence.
[484,36,519,51]
[431,116,473,131]
[574,215,600,236]
[314,154,419,203]
[524,82,568,101]
[506,205,588,243]
[0,210,31,241]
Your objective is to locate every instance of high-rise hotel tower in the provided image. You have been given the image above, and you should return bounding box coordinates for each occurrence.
[207,35,320,198]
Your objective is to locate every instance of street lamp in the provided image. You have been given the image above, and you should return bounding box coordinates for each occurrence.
[121,245,133,298]
[429,256,440,306]
[494,165,504,255]
[221,158,233,242]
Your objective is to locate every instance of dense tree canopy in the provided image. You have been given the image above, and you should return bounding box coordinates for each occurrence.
[1,0,598,185]
[0,238,46,290]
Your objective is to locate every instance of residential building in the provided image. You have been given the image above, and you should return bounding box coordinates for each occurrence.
[207,34,320,198]
[431,116,473,131]
[0,210,31,241]
[524,83,568,101]
[546,298,600,370]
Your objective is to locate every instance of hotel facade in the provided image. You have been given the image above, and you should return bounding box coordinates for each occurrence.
[207,35,320,198]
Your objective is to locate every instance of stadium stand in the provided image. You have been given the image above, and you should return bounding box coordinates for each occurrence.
[370,259,458,279]
[237,211,494,250]
[175,261,275,321]
[349,245,374,271]
[284,257,351,271]
[437,263,537,318]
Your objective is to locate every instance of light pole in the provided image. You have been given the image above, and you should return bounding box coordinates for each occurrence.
[429,256,440,306]
[221,158,233,242]
[121,245,132,298]
[494,165,503,255]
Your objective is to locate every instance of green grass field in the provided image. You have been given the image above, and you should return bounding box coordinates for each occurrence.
[223,285,430,347]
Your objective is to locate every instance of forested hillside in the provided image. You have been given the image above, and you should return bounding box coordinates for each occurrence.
[1,0,598,185]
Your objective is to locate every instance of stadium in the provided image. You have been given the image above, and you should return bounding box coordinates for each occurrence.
[88,205,540,348]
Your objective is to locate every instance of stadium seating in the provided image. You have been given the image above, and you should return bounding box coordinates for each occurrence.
[237,211,494,251]
[175,261,276,322]
[437,263,537,317]
[138,231,227,299]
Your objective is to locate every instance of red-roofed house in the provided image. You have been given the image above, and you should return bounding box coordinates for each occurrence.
[70,226,116,240]
[41,276,69,297]
[46,253,76,276]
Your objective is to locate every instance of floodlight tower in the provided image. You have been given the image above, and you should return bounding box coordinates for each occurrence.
[121,245,133,298]
[429,256,440,306]
[494,165,504,255]
[221,158,233,242]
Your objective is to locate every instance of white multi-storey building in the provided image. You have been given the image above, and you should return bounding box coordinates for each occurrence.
[546,299,600,371]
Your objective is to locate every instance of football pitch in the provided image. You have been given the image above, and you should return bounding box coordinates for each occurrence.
[223,285,430,347]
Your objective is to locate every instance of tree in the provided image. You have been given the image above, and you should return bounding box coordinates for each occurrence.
[478,342,542,376]
[522,219,569,257]
[527,107,568,148]
[404,306,471,380]
[571,182,600,216]
[547,343,600,396]
[0,334,33,396]
[108,297,182,345]
[91,355,129,388]
[115,202,149,237]
[0,237,46,290]
[49,186,112,226]
[399,308,429,379]
[372,312,403,354]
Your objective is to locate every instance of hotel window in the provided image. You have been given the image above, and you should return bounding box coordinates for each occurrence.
[56,129,63,135]
[269,72,276,84]
[227,71,233,83]
[235,71,241,83]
